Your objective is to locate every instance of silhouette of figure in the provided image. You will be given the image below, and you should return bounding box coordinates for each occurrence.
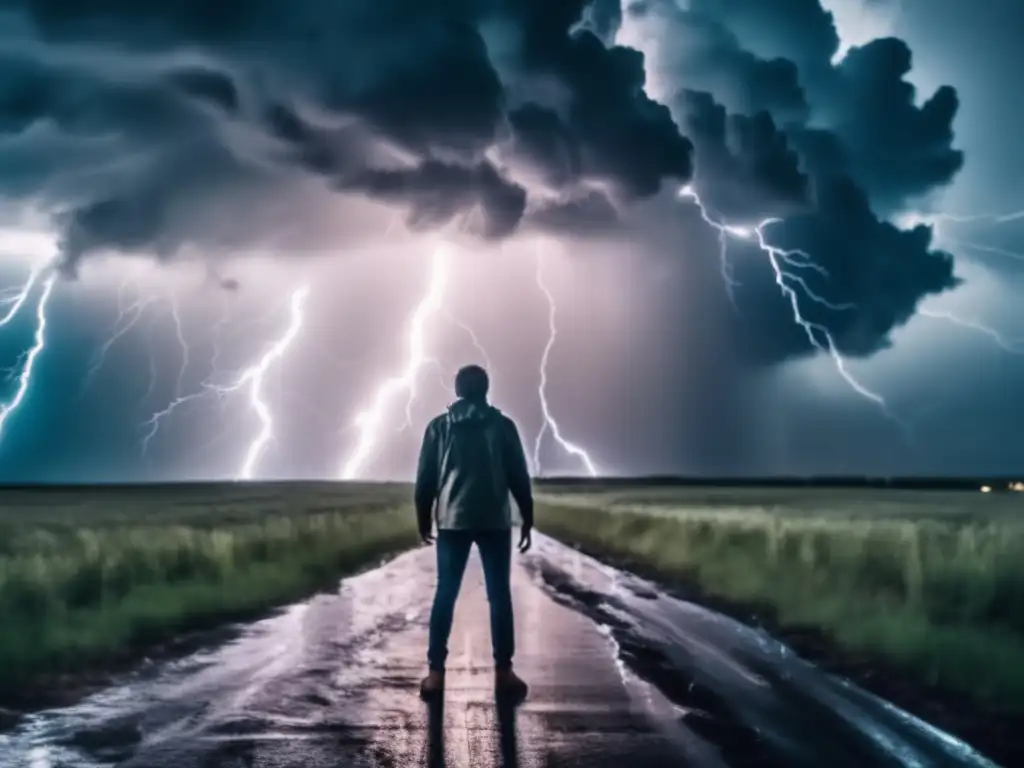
[415,364,533,701]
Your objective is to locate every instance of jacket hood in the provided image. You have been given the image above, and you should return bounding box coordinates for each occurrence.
[447,398,501,425]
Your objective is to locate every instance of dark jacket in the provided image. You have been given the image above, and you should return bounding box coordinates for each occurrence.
[414,398,534,534]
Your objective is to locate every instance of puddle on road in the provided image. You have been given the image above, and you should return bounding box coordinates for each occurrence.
[0,549,430,768]
[524,535,1001,768]
[1,541,1003,768]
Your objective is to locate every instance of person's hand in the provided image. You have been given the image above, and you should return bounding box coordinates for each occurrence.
[518,526,532,554]
[420,529,435,546]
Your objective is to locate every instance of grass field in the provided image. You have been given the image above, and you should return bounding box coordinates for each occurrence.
[538,484,1024,713]
[5,480,1023,717]
[0,482,417,700]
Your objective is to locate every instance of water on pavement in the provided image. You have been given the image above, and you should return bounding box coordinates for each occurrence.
[0,535,1002,768]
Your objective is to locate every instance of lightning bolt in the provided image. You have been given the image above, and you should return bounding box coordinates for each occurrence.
[533,248,598,477]
[683,190,742,306]
[950,238,1024,264]
[339,245,450,480]
[919,309,1024,354]
[231,286,309,480]
[140,298,238,454]
[677,185,891,415]
[85,277,160,387]
[928,210,1024,226]
[148,292,238,465]
[900,209,1024,264]
[141,286,309,480]
[444,308,493,372]
[142,312,160,403]
[209,290,233,373]
[895,208,1024,351]
[0,271,57,444]
[168,291,190,399]
[0,268,40,328]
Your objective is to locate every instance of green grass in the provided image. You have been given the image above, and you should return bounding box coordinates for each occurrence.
[538,487,1024,713]
[0,483,417,694]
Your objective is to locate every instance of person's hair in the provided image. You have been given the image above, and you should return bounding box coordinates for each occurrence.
[454,364,489,401]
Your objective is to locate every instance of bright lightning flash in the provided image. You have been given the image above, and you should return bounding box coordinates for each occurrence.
[0,268,40,328]
[340,246,450,480]
[898,208,1024,349]
[141,286,309,479]
[677,185,890,414]
[232,286,309,479]
[533,248,598,477]
[0,271,57,443]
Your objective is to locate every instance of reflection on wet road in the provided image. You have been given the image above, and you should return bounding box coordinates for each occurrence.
[0,535,1002,767]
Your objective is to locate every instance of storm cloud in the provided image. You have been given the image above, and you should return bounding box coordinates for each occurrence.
[1,0,966,365]
[0,0,692,271]
[619,0,962,363]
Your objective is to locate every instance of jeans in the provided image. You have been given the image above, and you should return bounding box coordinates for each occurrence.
[427,529,514,672]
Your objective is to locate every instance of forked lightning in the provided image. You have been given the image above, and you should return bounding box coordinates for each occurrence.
[0,269,57,443]
[141,286,309,479]
[339,246,451,480]
[532,248,598,477]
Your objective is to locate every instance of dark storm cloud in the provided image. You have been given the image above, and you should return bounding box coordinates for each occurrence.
[576,0,622,45]
[348,161,527,241]
[625,0,810,121]
[681,90,810,221]
[621,0,963,364]
[0,0,968,367]
[528,190,623,235]
[890,0,1024,215]
[505,0,693,200]
[682,0,964,208]
[0,0,692,271]
[728,177,960,363]
[163,67,239,115]
[508,105,581,191]
[804,37,963,210]
[686,0,841,78]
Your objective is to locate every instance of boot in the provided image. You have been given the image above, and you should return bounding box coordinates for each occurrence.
[494,667,528,700]
[420,670,445,699]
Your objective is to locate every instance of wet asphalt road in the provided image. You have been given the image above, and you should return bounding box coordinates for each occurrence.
[0,535,1003,768]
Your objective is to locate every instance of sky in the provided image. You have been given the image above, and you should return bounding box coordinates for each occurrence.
[0,0,1021,482]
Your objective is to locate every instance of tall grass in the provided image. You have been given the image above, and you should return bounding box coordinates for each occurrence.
[0,484,417,694]
[540,497,1024,712]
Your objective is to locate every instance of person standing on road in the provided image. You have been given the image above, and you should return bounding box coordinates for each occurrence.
[414,364,534,700]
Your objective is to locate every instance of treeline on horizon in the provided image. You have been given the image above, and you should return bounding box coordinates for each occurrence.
[0,476,1019,492]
